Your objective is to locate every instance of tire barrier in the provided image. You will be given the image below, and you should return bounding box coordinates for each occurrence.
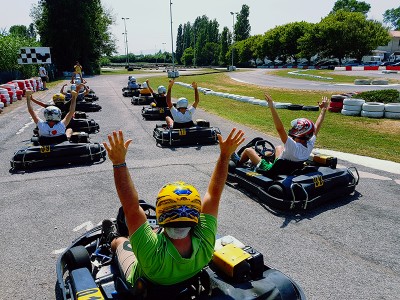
[371,79,389,85]
[354,79,371,85]
[384,103,400,113]
[362,102,385,112]
[384,111,400,119]
[361,110,384,118]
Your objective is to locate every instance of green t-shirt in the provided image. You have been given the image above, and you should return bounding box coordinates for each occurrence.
[128,213,217,285]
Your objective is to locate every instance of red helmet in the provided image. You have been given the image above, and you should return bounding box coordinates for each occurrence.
[288,118,315,140]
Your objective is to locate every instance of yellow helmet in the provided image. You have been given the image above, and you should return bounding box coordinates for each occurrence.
[52,93,65,104]
[156,181,201,227]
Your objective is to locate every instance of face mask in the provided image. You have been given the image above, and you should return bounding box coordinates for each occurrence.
[165,227,191,240]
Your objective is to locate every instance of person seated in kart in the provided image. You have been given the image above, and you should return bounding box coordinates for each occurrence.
[101,128,244,287]
[71,61,84,84]
[146,79,167,107]
[26,89,78,143]
[60,82,90,101]
[139,81,152,95]
[232,93,329,172]
[127,76,140,90]
[165,79,199,129]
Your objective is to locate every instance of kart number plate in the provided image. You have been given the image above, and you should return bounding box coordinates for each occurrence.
[313,175,324,188]
[159,108,164,113]
[40,145,51,153]
[179,129,186,136]
[77,287,104,300]
[245,171,261,177]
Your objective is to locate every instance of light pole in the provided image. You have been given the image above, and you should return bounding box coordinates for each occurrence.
[168,0,179,78]
[162,42,166,64]
[230,12,237,71]
[122,17,130,66]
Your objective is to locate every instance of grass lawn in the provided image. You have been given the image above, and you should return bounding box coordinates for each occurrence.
[137,71,399,163]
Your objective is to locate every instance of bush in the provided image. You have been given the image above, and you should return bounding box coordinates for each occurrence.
[356,89,399,103]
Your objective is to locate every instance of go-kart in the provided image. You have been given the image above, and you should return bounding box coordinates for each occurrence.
[67,111,100,134]
[141,105,172,120]
[131,90,154,105]
[227,138,359,211]
[122,86,140,98]
[56,201,306,300]
[152,119,221,146]
[10,132,106,170]
[57,99,102,113]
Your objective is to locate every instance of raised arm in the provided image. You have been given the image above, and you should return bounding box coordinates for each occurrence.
[60,83,67,95]
[82,84,90,96]
[191,82,200,108]
[26,90,40,124]
[103,131,148,236]
[146,79,154,94]
[166,79,174,109]
[62,88,79,126]
[29,93,48,108]
[201,128,245,217]
[314,96,329,136]
[265,93,288,144]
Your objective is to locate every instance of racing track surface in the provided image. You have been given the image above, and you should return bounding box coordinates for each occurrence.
[0,73,399,300]
[228,68,400,93]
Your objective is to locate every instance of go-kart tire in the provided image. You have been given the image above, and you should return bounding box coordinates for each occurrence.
[65,246,91,272]
[361,110,384,118]
[354,79,371,85]
[384,111,400,119]
[329,101,343,109]
[287,104,303,110]
[274,102,291,109]
[371,79,388,85]
[341,109,360,116]
[384,103,400,113]
[328,107,342,113]
[330,95,345,102]
[343,104,362,111]
[302,105,319,111]
[343,98,365,106]
[268,184,287,200]
[362,102,384,112]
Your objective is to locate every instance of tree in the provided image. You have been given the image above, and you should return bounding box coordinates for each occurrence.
[314,11,390,63]
[31,0,116,75]
[383,7,400,30]
[331,0,370,15]
[278,22,313,63]
[234,4,251,42]
[9,25,30,38]
[219,26,231,66]
[181,47,194,66]
[175,24,184,64]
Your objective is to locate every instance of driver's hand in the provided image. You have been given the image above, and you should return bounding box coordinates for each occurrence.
[103,130,132,165]
[318,96,330,109]
[217,127,245,158]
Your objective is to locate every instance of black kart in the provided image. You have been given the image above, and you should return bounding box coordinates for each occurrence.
[56,201,306,300]
[227,138,359,211]
[141,106,172,120]
[153,119,221,147]
[10,132,106,170]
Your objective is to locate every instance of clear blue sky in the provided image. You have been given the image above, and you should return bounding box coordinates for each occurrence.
[0,0,398,55]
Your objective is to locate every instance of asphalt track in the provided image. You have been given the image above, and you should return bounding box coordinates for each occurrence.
[0,72,399,300]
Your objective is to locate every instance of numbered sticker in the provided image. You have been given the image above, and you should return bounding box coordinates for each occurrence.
[77,288,104,300]
[313,175,324,188]
[245,171,261,177]
[159,108,164,113]
[40,145,51,153]
[179,129,186,136]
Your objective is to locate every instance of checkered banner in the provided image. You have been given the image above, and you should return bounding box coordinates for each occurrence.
[17,47,52,64]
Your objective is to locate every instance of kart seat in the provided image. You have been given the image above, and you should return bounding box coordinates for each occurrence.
[256,159,305,178]
[34,134,68,146]
[115,269,210,300]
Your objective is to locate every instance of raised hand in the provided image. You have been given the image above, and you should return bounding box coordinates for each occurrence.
[103,130,132,165]
[217,127,245,158]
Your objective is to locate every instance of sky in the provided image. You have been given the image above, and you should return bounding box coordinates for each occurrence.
[1,0,399,55]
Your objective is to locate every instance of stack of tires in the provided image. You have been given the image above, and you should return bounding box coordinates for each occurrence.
[328,95,345,113]
[384,103,400,119]
[361,102,385,118]
[341,98,365,116]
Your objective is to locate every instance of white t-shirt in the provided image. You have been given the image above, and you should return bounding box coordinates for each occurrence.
[279,135,316,161]
[37,119,66,137]
[39,66,47,77]
[170,106,196,123]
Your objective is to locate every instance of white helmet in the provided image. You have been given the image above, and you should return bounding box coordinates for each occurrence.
[158,85,166,94]
[130,76,136,83]
[176,97,188,109]
[44,106,62,122]
[141,82,148,88]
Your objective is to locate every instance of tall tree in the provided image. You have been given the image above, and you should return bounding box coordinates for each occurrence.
[9,25,30,38]
[219,26,231,66]
[383,7,400,30]
[234,4,251,42]
[31,0,116,75]
[331,0,370,15]
[175,24,184,64]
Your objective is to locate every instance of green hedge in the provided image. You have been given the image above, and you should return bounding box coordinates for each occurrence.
[357,89,400,103]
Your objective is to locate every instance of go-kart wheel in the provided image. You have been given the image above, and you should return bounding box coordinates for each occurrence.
[268,184,286,200]
[255,140,276,162]
[65,245,92,272]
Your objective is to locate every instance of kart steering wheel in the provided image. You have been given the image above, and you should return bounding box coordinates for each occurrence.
[139,200,158,229]
[254,140,276,163]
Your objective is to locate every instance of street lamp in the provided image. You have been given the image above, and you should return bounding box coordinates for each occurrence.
[162,42,166,64]
[230,12,238,71]
[122,17,130,67]
[168,0,179,78]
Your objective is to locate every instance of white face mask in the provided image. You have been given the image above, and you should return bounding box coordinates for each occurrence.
[165,227,191,240]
